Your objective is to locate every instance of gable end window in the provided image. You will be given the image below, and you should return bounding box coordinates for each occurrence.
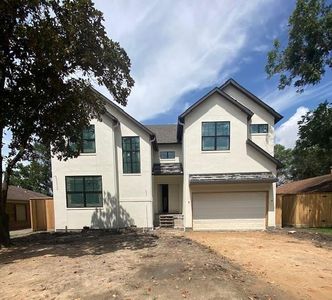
[66,176,102,208]
[250,124,268,134]
[70,125,96,153]
[82,125,96,153]
[202,122,230,151]
[122,137,140,173]
[160,151,175,159]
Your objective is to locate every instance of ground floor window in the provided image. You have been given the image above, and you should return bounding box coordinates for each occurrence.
[66,176,103,208]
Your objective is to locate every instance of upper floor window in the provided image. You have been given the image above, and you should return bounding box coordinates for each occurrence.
[202,122,230,151]
[66,176,103,208]
[122,137,140,173]
[250,124,268,134]
[81,125,96,153]
[160,151,175,159]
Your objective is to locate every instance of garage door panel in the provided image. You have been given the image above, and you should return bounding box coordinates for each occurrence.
[193,192,266,231]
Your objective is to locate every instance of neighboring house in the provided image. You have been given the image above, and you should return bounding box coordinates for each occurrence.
[51,78,282,231]
[276,170,332,228]
[6,185,54,231]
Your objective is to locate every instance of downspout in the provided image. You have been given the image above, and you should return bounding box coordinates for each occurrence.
[112,120,121,230]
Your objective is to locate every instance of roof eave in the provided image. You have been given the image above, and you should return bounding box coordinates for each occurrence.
[91,87,158,151]
[220,79,283,124]
[247,139,282,168]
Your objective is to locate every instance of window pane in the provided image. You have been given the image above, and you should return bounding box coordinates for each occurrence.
[67,193,84,207]
[167,151,175,159]
[69,141,78,152]
[82,140,95,153]
[122,162,128,173]
[66,177,84,192]
[82,125,95,139]
[85,177,102,192]
[202,123,215,136]
[132,162,140,173]
[131,151,140,163]
[123,151,131,163]
[202,137,215,150]
[259,124,268,133]
[122,138,131,151]
[85,193,102,207]
[122,137,140,173]
[216,136,230,150]
[160,151,167,159]
[216,122,229,136]
[131,137,140,151]
[250,124,259,133]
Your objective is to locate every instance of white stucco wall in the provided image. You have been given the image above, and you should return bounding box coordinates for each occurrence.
[223,85,275,155]
[181,91,277,228]
[51,102,153,230]
[153,144,183,163]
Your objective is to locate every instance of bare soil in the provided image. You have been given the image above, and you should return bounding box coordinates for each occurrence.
[0,229,289,300]
[187,230,332,300]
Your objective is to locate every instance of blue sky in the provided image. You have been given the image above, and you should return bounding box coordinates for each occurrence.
[93,0,332,148]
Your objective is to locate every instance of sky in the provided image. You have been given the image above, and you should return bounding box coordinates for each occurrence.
[93,0,332,149]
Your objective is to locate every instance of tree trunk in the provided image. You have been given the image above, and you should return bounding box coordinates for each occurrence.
[0,127,11,247]
[0,174,11,247]
[0,209,10,247]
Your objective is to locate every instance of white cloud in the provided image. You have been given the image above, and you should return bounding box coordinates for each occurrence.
[252,44,269,52]
[261,80,332,113]
[94,0,278,121]
[275,106,309,148]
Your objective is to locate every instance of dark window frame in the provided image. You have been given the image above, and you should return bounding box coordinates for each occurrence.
[122,136,141,174]
[66,176,103,208]
[202,121,230,151]
[81,124,96,153]
[160,151,176,159]
[250,124,268,134]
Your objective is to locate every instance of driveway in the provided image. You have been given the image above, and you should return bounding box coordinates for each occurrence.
[187,230,332,300]
[0,229,288,299]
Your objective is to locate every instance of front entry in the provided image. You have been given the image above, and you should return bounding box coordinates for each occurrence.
[161,184,169,213]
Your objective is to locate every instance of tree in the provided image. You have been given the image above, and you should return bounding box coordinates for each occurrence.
[291,101,332,179]
[10,143,52,196]
[274,144,293,185]
[0,0,134,246]
[266,0,332,91]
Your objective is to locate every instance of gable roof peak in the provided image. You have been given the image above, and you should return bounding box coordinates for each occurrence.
[219,78,283,124]
[179,87,253,121]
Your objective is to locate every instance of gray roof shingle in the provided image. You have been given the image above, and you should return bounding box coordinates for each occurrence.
[152,163,183,175]
[145,124,178,144]
[189,172,277,184]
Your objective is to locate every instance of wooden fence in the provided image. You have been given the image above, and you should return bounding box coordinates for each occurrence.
[276,193,332,228]
[30,198,54,231]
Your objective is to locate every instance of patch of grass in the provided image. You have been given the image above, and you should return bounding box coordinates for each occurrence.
[307,227,332,235]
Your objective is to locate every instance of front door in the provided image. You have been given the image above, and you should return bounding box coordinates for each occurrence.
[161,184,169,213]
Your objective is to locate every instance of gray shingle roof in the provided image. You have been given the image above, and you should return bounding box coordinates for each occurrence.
[145,124,178,144]
[189,172,277,184]
[152,163,183,175]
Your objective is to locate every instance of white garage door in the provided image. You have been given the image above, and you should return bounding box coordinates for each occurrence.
[193,192,266,231]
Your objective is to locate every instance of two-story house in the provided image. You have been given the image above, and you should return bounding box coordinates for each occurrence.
[51,79,282,231]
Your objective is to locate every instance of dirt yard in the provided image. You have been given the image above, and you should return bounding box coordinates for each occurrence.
[0,229,289,300]
[188,230,332,300]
